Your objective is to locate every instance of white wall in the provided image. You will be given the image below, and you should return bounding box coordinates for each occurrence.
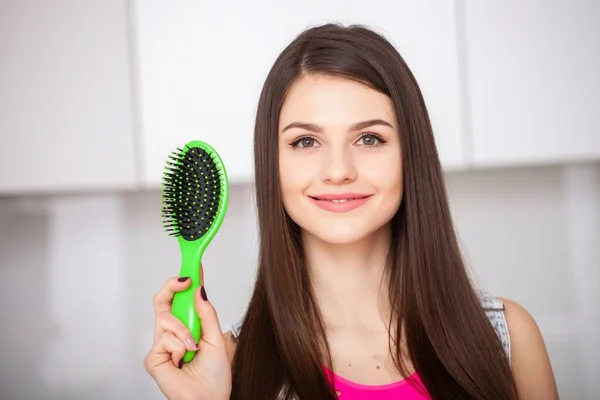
[0,164,598,399]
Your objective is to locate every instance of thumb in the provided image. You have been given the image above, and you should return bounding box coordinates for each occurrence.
[194,286,226,348]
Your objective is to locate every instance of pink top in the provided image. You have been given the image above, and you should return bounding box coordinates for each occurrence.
[323,366,430,399]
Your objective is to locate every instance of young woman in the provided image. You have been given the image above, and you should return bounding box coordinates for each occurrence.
[144,24,558,400]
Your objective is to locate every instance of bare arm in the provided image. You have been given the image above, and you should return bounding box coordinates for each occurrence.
[499,297,559,400]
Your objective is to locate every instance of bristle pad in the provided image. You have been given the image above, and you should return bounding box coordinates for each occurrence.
[161,146,222,241]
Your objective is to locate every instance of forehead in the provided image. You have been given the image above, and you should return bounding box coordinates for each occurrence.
[278,75,396,130]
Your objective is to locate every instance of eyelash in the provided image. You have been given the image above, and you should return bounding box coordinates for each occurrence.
[289,132,387,150]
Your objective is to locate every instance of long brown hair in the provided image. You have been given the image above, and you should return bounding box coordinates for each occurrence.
[230,23,518,400]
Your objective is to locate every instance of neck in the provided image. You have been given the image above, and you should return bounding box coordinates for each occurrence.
[304,225,393,330]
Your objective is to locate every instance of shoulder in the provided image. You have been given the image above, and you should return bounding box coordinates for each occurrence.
[496,297,559,399]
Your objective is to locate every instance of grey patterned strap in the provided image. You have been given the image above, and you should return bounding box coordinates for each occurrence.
[229,291,511,363]
[478,290,512,364]
[230,319,242,340]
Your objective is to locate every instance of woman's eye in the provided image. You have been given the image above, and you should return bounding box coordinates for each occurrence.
[356,134,384,147]
[292,137,319,148]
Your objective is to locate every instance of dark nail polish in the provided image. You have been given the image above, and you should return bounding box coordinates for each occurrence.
[178,359,183,369]
[200,286,208,301]
[178,277,190,282]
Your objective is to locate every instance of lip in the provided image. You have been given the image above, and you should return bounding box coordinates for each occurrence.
[308,193,373,213]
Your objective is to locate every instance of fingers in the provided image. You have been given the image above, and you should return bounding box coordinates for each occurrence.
[162,331,188,368]
[194,286,226,348]
[154,311,199,351]
[144,331,187,373]
[153,276,192,315]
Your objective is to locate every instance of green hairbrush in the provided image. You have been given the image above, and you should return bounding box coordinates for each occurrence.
[160,140,229,363]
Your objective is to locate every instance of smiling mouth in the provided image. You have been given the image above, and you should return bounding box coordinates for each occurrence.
[307,193,374,213]
[310,198,367,203]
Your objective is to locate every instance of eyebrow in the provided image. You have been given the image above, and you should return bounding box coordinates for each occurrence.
[281,119,394,133]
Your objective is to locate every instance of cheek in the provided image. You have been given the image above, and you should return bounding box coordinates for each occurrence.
[278,152,313,204]
[361,152,402,191]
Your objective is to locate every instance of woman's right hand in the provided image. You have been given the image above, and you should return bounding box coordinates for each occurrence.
[144,274,232,400]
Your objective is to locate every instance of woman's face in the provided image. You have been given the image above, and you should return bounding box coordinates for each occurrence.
[278,74,403,245]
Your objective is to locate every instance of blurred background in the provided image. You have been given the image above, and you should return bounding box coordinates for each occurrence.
[1,0,599,399]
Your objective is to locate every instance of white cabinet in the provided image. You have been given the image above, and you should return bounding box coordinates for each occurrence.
[463,0,600,167]
[0,0,138,194]
[133,0,467,187]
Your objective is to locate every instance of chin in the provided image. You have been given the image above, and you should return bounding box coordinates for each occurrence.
[307,223,372,245]
[297,212,396,246]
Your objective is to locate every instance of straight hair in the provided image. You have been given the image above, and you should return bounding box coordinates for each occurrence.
[230,23,518,400]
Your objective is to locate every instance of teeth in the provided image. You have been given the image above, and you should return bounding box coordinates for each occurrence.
[313,196,365,202]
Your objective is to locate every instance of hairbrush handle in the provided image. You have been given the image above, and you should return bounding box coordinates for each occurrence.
[161,139,230,364]
[171,238,207,363]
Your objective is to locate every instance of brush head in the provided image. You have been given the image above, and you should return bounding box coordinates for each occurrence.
[161,144,226,241]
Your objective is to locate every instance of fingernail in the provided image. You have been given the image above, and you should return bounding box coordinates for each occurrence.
[200,286,208,301]
[186,337,198,350]
[178,276,190,282]
[178,359,183,369]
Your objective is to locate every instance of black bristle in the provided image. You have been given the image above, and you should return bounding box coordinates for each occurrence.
[161,146,222,241]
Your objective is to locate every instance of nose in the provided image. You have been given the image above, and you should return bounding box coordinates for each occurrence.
[320,143,357,184]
